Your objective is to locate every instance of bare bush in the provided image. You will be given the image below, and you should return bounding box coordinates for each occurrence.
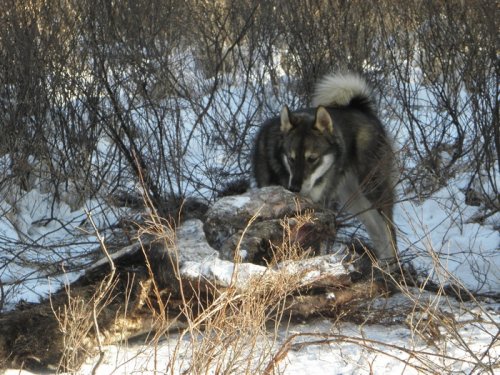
[377,1,498,209]
[0,7,497,369]
[1,1,496,207]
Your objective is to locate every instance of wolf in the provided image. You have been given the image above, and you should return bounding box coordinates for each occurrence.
[252,73,398,271]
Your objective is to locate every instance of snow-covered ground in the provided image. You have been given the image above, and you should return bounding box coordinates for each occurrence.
[1,54,498,373]
[63,305,500,374]
[1,182,499,374]
[396,178,499,294]
[74,197,500,374]
[4,290,499,375]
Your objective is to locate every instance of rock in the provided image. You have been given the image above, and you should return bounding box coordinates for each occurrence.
[204,186,309,250]
[203,186,337,263]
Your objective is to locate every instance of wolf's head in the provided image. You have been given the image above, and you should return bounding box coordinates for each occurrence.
[280,105,343,200]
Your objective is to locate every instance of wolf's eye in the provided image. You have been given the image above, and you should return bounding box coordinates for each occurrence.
[287,155,295,164]
[307,155,319,164]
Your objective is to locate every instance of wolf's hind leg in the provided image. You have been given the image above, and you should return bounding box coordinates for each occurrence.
[338,177,397,272]
[356,205,397,271]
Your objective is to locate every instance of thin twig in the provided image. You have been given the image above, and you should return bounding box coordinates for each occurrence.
[85,209,116,375]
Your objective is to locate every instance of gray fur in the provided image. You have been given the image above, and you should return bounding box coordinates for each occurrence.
[251,72,398,270]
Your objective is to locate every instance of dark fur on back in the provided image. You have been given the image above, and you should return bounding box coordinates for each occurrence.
[251,72,398,268]
[252,103,393,203]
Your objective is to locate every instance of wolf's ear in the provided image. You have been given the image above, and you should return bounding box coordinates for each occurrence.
[280,105,294,133]
[314,106,334,134]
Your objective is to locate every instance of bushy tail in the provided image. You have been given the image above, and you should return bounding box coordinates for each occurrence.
[311,73,377,115]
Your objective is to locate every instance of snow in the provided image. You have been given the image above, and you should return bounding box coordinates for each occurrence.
[396,178,500,293]
[2,194,499,374]
[179,224,349,289]
[2,160,499,374]
[5,302,499,375]
[182,258,266,287]
[0,188,129,310]
[1,52,499,375]
[2,150,499,374]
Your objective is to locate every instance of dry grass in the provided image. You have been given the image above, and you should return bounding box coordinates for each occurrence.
[136,205,313,374]
[51,211,120,373]
[52,192,498,375]
[261,254,499,374]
